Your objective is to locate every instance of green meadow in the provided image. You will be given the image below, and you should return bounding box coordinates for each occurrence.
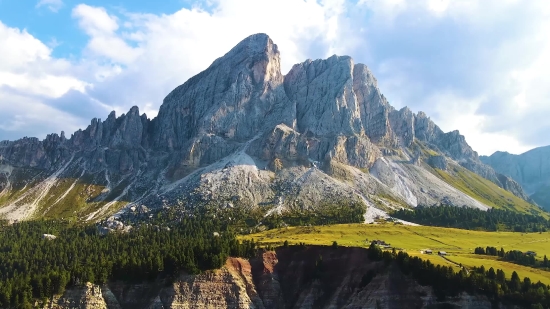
[241,223,550,284]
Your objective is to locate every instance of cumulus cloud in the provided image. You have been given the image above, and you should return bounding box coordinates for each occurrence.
[72,4,142,64]
[0,87,83,138]
[0,21,90,140]
[0,0,352,141]
[1,0,549,156]
[36,0,64,13]
[70,0,355,119]
[356,0,550,155]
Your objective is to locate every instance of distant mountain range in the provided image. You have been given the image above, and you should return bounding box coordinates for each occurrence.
[482,146,550,211]
[0,33,544,222]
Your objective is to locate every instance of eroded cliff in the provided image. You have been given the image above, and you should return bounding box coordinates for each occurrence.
[46,246,501,309]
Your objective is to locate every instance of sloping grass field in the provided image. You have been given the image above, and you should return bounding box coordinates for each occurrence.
[433,166,545,216]
[242,223,550,284]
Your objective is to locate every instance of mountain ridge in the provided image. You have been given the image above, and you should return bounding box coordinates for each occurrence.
[0,33,542,222]
[481,145,550,210]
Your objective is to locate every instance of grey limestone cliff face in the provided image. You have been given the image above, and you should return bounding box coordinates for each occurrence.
[284,57,397,146]
[286,56,358,137]
[247,123,381,172]
[0,106,150,175]
[481,146,550,210]
[389,107,415,147]
[353,63,397,146]
[427,155,448,170]
[153,33,294,150]
[0,33,538,221]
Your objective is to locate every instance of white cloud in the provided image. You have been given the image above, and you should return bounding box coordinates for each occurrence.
[0,0,351,140]
[35,0,64,13]
[0,21,92,140]
[0,24,50,71]
[416,90,535,156]
[69,0,354,119]
[426,0,451,15]
[72,4,118,35]
[1,0,550,157]
[72,4,141,64]
[0,22,87,98]
[0,89,81,136]
[357,0,550,155]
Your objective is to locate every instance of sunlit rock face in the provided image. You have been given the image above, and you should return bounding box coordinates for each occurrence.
[0,33,536,222]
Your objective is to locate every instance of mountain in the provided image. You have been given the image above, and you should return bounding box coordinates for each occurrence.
[481,146,550,210]
[0,33,542,222]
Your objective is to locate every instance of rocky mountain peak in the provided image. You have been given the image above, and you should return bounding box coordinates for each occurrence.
[211,33,282,86]
[0,33,541,222]
[353,63,379,89]
[152,33,292,152]
[285,55,360,136]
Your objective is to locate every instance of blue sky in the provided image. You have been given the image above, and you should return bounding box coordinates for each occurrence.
[0,0,549,155]
[0,0,188,58]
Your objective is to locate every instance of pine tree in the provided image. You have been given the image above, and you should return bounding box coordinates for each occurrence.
[496,269,506,283]
[510,271,522,291]
[479,265,486,274]
[523,277,532,293]
[487,267,496,280]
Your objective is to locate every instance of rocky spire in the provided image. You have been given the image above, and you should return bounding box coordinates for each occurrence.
[152,33,294,151]
[285,55,362,136]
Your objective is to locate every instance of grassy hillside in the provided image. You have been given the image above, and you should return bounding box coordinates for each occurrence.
[433,166,545,216]
[0,173,128,222]
[35,178,105,220]
[242,223,550,284]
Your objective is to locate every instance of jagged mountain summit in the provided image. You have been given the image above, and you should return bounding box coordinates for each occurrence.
[481,145,550,211]
[0,33,541,222]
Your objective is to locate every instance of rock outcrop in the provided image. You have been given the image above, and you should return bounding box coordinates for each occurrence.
[50,282,118,309]
[153,33,294,151]
[482,146,550,210]
[44,246,515,309]
[0,33,540,222]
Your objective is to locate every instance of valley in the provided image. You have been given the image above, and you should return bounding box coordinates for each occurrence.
[0,32,548,308]
[244,223,550,285]
[3,217,550,308]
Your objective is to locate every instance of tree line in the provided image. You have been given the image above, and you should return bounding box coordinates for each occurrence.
[391,205,550,232]
[261,201,365,229]
[475,246,550,269]
[0,217,256,308]
[367,243,550,308]
[175,201,366,234]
